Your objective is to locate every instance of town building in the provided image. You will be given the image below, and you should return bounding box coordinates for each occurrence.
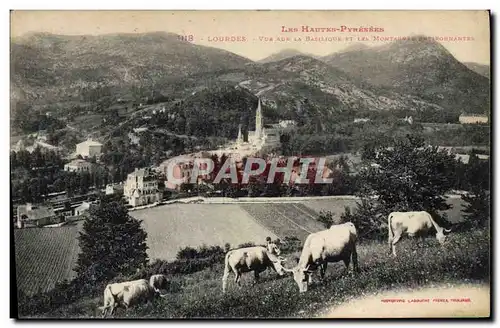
[105,183,124,195]
[64,159,93,173]
[76,138,103,158]
[459,114,489,124]
[17,203,57,228]
[123,168,162,207]
[354,118,371,123]
[74,201,94,216]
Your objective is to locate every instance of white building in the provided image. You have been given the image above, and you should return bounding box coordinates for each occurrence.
[74,202,92,216]
[459,114,489,124]
[76,138,103,158]
[123,168,162,207]
[64,159,92,173]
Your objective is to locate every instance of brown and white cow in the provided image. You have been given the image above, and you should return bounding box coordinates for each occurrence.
[388,211,452,257]
[222,245,287,293]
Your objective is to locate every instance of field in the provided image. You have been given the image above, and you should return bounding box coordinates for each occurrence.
[14,222,82,296]
[13,196,468,298]
[30,227,490,318]
[130,204,278,261]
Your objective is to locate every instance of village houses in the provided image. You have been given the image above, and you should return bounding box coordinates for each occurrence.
[76,138,103,158]
[64,159,93,173]
[123,168,162,207]
[17,203,57,228]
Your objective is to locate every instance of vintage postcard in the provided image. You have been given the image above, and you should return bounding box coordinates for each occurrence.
[10,10,491,319]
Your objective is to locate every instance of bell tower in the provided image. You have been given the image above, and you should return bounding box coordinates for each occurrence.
[255,98,263,140]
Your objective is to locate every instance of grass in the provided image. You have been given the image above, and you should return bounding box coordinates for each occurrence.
[29,228,489,318]
[240,203,311,241]
[14,222,82,296]
[13,197,468,297]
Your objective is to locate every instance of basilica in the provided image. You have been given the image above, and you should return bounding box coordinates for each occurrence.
[235,98,281,151]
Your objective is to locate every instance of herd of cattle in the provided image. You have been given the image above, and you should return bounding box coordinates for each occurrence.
[98,211,453,317]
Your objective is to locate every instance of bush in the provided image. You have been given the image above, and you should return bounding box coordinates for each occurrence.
[317,210,335,229]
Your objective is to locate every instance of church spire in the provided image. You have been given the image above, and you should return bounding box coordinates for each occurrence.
[236,124,243,145]
[255,98,263,140]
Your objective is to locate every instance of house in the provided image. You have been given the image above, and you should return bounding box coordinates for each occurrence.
[64,159,92,173]
[105,184,124,195]
[74,202,93,216]
[278,120,297,128]
[76,138,103,158]
[17,203,57,228]
[34,141,61,154]
[354,118,371,123]
[123,168,162,207]
[459,114,489,124]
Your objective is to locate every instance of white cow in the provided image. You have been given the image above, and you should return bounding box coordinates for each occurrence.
[222,246,287,293]
[149,274,169,296]
[285,222,359,293]
[388,211,452,257]
[266,241,281,256]
[98,279,156,317]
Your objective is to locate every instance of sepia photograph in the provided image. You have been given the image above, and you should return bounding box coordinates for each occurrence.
[9,9,491,319]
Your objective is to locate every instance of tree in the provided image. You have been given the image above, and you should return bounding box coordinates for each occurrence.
[75,200,148,283]
[317,210,335,229]
[350,135,459,238]
[460,154,490,228]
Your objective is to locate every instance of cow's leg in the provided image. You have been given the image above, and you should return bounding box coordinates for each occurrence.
[222,266,231,293]
[253,271,260,285]
[351,244,360,274]
[343,256,351,275]
[391,233,402,257]
[235,272,242,287]
[320,262,328,280]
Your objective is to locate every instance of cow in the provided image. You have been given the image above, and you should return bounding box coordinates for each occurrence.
[284,222,359,293]
[149,274,169,295]
[266,238,281,256]
[98,279,156,317]
[388,211,452,257]
[222,245,287,293]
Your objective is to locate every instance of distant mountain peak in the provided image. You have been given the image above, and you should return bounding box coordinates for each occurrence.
[338,43,370,53]
[258,49,319,63]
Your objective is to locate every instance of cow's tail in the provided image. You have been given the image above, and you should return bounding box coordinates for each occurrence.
[387,213,394,244]
[222,251,232,293]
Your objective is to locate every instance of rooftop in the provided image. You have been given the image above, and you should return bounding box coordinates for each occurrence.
[128,167,156,178]
[77,138,103,147]
[66,159,91,166]
[18,204,55,221]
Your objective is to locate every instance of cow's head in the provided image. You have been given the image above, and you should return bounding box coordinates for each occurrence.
[284,265,314,293]
[267,241,281,256]
[270,256,287,276]
[436,227,452,244]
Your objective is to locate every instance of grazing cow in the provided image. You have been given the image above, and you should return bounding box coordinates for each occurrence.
[99,279,155,317]
[222,246,287,293]
[149,274,169,295]
[266,241,281,256]
[388,211,452,257]
[284,222,359,293]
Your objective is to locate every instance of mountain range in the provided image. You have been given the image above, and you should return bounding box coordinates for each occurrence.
[10,32,490,135]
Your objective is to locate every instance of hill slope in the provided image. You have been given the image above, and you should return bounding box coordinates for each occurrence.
[463,62,490,79]
[258,49,320,63]
[322,37,490,114]
[11,32,252,108]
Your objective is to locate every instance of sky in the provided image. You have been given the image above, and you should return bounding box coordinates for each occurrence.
[10,10,490,64]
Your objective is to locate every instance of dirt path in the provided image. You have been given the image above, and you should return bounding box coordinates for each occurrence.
[319,283,490,318]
